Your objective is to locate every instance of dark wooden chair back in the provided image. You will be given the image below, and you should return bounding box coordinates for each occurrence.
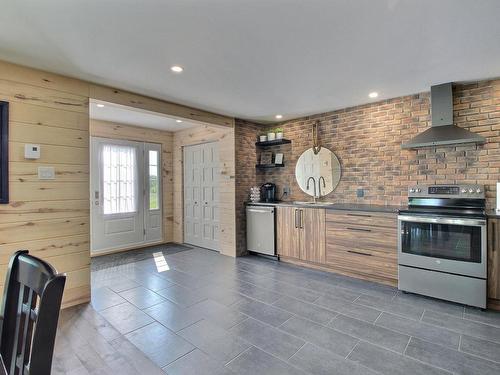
[0,251,66,375]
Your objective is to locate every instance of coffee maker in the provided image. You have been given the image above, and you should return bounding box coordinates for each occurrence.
[260,183,277,203]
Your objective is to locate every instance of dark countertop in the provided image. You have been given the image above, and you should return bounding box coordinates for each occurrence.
[246,201,405,213]
[487,209,500,218]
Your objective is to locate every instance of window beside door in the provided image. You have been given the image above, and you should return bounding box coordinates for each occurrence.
[148,149,159,210]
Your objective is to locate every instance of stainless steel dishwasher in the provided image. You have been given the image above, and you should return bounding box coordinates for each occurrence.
[246,205,275,256]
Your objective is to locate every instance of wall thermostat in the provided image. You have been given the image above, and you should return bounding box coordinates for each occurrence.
[24,144,41,159]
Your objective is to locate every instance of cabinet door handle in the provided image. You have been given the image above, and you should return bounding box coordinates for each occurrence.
[346,227,372,232]
[493,221,497,252]
[347,250,372,256]
[294,209,299,228]
[347,213,372,218]
[300,209,304,229]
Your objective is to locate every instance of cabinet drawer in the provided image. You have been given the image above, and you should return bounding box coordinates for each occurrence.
[326,244,398,280]
[326,222,397,254]
[326,210,396,228]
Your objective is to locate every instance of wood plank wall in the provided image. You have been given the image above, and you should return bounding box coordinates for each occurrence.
[0,63,91,308]
[0,60,234,308]
[173,125,236,256]
[90,120,174,244]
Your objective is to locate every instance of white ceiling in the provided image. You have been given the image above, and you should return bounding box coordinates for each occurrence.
[1,0,499,122]
[90,100,199,132]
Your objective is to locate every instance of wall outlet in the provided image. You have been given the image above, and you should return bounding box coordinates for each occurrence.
[356,188,364,198]
[283,186,291,196]
[38,166,55,180]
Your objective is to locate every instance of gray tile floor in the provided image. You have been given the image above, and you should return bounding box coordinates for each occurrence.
[53,244,500,374]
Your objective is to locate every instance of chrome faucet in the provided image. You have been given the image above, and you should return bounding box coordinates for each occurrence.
[306,177,317,203]
[318,176,326,198]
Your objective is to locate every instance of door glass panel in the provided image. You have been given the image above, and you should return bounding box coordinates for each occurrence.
[102,144,137,214]
[401,221,482,263]
[148,150,159,210]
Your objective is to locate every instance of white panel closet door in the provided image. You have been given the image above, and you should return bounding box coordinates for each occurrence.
[184,142,219,250]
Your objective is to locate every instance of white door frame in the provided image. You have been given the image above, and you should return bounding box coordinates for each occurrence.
[90,137,163,255]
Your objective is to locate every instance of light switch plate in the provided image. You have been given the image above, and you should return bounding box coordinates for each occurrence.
[24,144,41,159]
[283,186,291,196]
[38,166,55,180]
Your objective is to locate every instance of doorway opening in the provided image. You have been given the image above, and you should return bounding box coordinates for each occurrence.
[86,98,235,321]
[89,99,198,256]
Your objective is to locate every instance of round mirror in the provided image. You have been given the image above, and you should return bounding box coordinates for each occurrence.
[295,147,341,197]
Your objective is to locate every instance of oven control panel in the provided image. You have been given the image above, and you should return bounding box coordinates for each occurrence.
[408,184,485,199]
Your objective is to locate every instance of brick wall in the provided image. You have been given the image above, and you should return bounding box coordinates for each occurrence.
[234,119,261,255]
[235,79,500,254]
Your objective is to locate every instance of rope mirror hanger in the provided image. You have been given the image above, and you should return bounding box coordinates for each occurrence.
[312,119,321,155]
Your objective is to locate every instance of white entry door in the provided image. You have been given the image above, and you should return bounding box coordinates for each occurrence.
[91,137,162,254]
[184,142,219,250]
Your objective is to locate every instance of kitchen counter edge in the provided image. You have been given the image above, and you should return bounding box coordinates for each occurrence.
[245,201,404,213]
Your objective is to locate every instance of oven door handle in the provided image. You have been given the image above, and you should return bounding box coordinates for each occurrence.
[398,215,486,227]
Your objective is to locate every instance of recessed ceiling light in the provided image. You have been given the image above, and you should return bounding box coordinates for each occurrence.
[368,92,379,98]
[275,114,283,119]
[176,120,183,123]
[96,103,105,108]
[171,65,184,73]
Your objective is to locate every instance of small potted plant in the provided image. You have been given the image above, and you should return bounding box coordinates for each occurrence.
[275,127,284,139]
[259,133,267,142]
[267,128,276,141]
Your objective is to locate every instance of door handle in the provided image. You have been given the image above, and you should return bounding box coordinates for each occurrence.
[300,209,304,229]
[493,221,496,252]
[294,209,299,228]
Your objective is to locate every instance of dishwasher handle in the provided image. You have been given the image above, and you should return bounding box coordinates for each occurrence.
[247,208,274,214]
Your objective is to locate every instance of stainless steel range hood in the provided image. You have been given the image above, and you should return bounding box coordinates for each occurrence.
[402,83,486,149]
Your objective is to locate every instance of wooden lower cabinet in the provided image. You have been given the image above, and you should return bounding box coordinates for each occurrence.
[325,210,398,285]
[276,207,325,263]
[276,206,301,259]
[488,218,500,308]
[276,206,398,286]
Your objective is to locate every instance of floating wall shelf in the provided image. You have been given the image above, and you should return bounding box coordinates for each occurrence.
[255,139,292,147]
[256,164,285,169]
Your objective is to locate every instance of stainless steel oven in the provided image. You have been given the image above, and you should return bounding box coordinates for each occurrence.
[398,185,487,308]
[398,215,486,278]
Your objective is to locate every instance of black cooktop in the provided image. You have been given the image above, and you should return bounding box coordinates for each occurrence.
[398,196,486,218]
